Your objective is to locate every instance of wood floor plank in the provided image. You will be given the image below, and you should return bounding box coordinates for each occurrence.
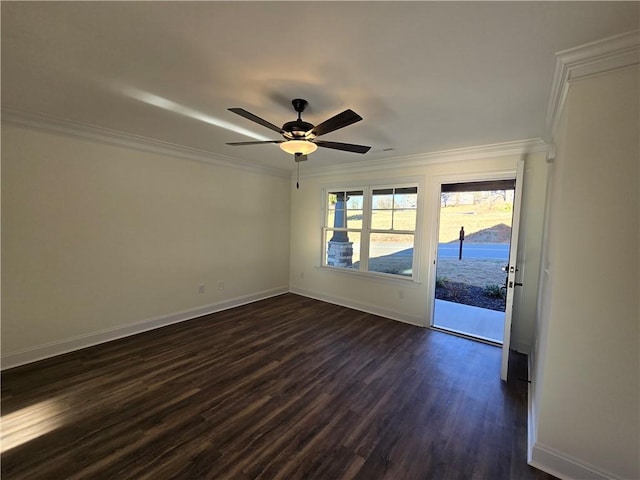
[1,293,556,479]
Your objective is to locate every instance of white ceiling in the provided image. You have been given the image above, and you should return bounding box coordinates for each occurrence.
[2,2,638,172]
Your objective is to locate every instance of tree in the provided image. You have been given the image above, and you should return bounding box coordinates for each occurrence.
[441,192,456,207]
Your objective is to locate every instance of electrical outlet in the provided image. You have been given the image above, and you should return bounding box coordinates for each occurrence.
[198,284,205,294]
[300,271,305,280]
[398,290,404,300]
[217,281,224,291]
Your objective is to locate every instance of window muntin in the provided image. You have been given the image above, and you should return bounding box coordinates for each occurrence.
[371,187,417,232]
[323,185,418,279]
[369,186,417,278]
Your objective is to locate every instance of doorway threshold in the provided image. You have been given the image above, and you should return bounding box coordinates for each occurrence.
[430,325,502,348]
[433,299,504,344]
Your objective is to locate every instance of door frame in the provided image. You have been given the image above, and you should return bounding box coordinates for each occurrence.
[500,159,525,380]
[426,168,519,370]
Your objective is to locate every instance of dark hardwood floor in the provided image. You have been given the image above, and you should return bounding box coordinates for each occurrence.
[1,293,556,479]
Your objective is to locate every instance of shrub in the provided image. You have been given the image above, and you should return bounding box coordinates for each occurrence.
[446,282,464,302]
[484,283,505,299]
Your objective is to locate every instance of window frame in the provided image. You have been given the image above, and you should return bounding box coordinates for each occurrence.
[321,181,421,282]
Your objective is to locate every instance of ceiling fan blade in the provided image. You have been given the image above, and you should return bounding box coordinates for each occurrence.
[226,140,283,146]
[314,140,371,154]
[228,108,283,134]
[310,109,363,137]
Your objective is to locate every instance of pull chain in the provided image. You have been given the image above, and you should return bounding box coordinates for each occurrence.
[296,161,300,189]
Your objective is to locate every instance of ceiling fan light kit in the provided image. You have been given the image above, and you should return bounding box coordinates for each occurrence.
[280,139,318,155]
[226,98,371,160]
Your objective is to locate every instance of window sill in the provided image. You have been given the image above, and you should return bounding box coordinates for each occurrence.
[317,265,422,286]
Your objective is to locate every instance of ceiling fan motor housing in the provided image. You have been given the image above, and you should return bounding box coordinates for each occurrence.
[282,119,314,139]
[283,99,314,139]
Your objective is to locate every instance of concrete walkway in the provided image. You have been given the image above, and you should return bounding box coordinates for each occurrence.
[433,299,504,343]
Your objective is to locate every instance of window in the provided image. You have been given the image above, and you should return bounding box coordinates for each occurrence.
[323,185,418,279]
[324,190,364,269]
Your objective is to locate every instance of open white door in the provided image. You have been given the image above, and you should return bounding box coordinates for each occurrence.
[501,159,525,381]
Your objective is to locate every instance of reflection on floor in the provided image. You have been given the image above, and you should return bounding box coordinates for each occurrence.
[433,299,505,343]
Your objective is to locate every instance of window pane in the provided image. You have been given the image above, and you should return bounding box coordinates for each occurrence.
[393,209,416,231]
[327,190,364,227]
[372,192,393,209]
[325,229,360,269]
[394,192,417,209]
[371,209,392,230]
[327,193,338,211]
[394,186,418,195]
[329,208,347,228]
[346,209,363,229]
[346,192,363,210]
[368,233,414,277]
[327,209,335,227]
[325,192,344,227]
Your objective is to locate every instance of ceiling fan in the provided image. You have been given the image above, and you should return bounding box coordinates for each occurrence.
[226,98,371,163]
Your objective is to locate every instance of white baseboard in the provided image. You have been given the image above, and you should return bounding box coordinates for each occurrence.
[1,286,288,371]
[528,361,538,468]
[529,442,622,480]
[289,287,425,327]
[528,357,621,480]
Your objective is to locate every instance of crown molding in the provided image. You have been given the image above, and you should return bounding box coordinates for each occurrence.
[545,30,640,141]
[300,138,547,178]
[1,109,547,181]
[1,108,290,178]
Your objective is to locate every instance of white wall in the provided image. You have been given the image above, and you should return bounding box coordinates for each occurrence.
[289,150,548,353]
[531,65,639,479]
[1,124,291,367]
